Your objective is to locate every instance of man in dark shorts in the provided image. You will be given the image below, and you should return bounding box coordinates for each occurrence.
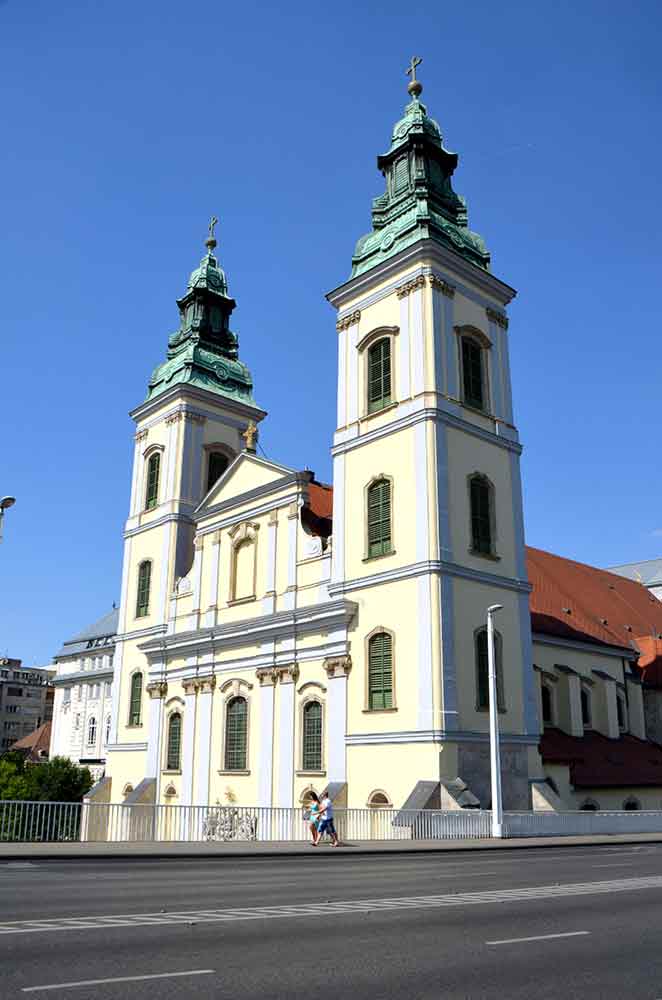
[317,790,339,846]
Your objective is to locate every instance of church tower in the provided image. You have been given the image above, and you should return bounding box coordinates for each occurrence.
[327,62,540,809]
[107,222,265,787]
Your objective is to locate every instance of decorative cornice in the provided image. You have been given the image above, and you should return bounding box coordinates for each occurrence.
[164,412,183,426]
[336,310,361,332]
[396,274,426,299]
[182,678,199,695]
[486,307,508,329]
[256,667,278,687]
[277,664,300,685]
[146,680,168,699]
[198,675,216,694]
[323,655,352,678]
[134,429,149,442]
[184,412,206,425]
[429,275,455,297]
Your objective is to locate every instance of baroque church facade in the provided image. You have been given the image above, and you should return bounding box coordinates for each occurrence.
[80,71,662,815]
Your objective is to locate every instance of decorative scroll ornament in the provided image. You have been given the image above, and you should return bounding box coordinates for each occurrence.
[429,275,456,297]
[323,655,352,678]
[396,275,426,298]
[336,310,361,332]
[486,307,509,329]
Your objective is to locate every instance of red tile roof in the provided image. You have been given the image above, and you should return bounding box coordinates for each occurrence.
[9,722,51,763]
[540,727,662,788]
[302,480,333,538]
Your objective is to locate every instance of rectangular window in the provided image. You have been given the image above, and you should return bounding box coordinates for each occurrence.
[461,337,485,410]
[136,562,151,617]
[302,703,322,771]
[470,478,492,555]
[145,453,160,510]
[63,688,71,705]
[7,687,22,697]
[369,633,393,710]
[367,339,392,414]
[225,698,247,770]
[367,479,392,558]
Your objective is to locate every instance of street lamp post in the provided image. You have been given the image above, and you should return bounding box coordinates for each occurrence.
[0,497,16,544]
[487,603,504,838]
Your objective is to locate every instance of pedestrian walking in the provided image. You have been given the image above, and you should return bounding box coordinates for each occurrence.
[316,790,339,847]
[305,792,321,845]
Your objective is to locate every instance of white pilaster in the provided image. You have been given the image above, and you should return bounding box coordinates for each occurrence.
[282,505,299,611]
[277,669,296,807]
[399,293,411,399]
[206,531,221,626]
[336,328,347,428]
[257,671,276,807]
[262,513,278,614]
[145,679,167,779]
[165,415,179,501]
[346,320,359,426]
[439,575,459,730]
[324,657,350,783]
[129,434,145,516]
[487,317,504,419]
[180,681,197,807]
[411,286,425,397]
[330,454,345,583]
[194,678,215,806]
[190,537,204,628]
[443,288,457,399]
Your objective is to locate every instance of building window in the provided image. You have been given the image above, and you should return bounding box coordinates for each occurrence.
[581,687,592,728]
[367,478,392,559]
[207,451,229,493]
[617,693,627,732]
[105,715,111,745]
[128,672,143,726]
[74,713,80,730]
[166,713,182,771]
[63,687,71,705]
[368,631,393,710]
[302,701,322,771]
[460,335,485,410]
[469,474,495,556]
[87,717,97,746]
[145,452,161,510]
[105,681,112,697]
[224,696,247,770]
[475,627,505,711]
[580,799,599,811]
[623,797,641,811]
[367,790,391,808]
[136,561,151,617]
[367,338,392,414]
[541,684,553,725]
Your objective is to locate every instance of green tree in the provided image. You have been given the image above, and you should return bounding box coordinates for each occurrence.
[25,757,93,802]
[0,753,29,801]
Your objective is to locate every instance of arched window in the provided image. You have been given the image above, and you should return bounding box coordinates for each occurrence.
[224,697,247,770]
[207,451,230,493]
[166,713,182,771]
[541,684,553,725]
[87,716,97,746]
[136,561,151,617]
[367,338,392,414]
[368,631,393,710]
[232,540,255,601]
[617,693,627,731]
[367,478,392,559]
[367,790,391,808]
[145,452,161,510]
[475,628,505,711]
[104,714,111,745]
[460,334,486,410]
[302,701,322,771]
[469,474,494,556]
[128,672,143,726]
[623,797,640,811]
[581,687,592,728]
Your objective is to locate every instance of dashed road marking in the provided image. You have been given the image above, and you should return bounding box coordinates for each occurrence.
[22,970,215,992]
[486,931,590,945]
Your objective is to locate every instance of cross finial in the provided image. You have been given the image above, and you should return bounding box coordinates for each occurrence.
[206,215,219,252]
[406,55,423,98]
[242,420,258,453]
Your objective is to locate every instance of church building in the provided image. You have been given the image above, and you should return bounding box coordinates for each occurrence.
[81,66,662,816]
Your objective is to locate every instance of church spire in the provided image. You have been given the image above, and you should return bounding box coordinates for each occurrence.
[351,58,490,277]
[145,219,257,406]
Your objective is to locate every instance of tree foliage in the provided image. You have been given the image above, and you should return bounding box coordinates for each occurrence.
[0,755,93,802]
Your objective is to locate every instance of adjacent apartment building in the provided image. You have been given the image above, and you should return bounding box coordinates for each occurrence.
[0,659,53,752]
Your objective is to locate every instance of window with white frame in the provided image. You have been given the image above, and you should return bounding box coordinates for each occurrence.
[87,717,96,745]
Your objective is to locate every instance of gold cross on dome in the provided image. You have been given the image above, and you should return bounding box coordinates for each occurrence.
[208,215,218,240]
[242,420,258,452]
[406,55,422,82]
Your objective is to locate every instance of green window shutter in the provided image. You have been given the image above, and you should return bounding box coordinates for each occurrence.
[129,673,143,726]
[207,451,229,493]
[476,630,489,709]
[145,453,160,510]
[461,338,484,410]
[166,714,182,770]
[302,701,322,770]
[225,697,247,770]
[369,632,393,710]
[367,479,392,558]
[136,561,151,617]
[470,477,492,555]
[367,339,392,414]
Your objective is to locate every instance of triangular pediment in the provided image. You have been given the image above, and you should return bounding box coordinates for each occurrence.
[195,452,295,516]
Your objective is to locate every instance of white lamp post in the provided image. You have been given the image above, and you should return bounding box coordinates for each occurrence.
[0,496,16,544]
[487,603,504,838]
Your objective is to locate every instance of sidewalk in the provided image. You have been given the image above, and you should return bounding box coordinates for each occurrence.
[3,832,662,861]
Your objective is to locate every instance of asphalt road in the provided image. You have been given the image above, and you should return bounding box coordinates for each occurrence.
[3,843,662,998]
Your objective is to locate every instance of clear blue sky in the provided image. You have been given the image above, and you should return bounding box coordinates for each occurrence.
[2,0,661,664]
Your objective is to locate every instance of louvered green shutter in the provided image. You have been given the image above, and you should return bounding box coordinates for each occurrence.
[136,562,151,617]
[368,479,392,558]
[302,701,322,771]
[166,713,182,770]
[369,632,393,710]
[368,339,392,413]
[225,697,247,770]
[470,478,492,555]
[462,337,484,410]
[129,673,142,726]
[145,453,160,510]
[476,630,489,709]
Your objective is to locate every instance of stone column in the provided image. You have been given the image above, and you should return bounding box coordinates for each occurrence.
[282,504,299,611]
[262,512,278,615]
[256,668,277,807]
[193,676,215,806]
[190,536,204,630]
[180,679,198,807]
[205,531,221,627]
[145,680,168,781]
[324,656,352,784]
[276,666,298,807]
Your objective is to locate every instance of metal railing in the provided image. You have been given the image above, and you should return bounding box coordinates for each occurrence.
[3,800,662,844]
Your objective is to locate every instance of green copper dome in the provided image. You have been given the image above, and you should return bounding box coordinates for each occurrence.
[145,227,257,407]
[351,83,490,277]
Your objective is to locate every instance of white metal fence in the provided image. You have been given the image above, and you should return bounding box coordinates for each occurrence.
[3,800,662,844]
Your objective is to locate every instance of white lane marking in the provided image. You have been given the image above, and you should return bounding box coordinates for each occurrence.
[22,970,215,992]
[592,863,636,868]
[1,875,662,936]
[486,931,590,946]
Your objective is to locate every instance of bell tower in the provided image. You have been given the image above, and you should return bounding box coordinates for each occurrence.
[327,63,540,810]
[107,221,266,756]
